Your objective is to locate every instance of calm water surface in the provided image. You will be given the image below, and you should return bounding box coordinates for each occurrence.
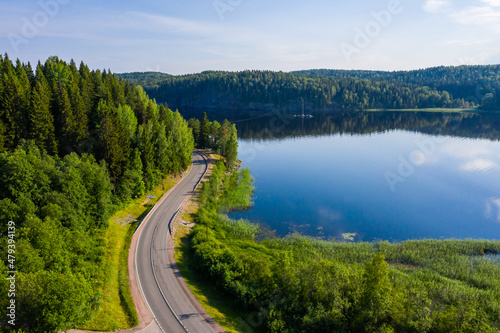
[204,111,500,241]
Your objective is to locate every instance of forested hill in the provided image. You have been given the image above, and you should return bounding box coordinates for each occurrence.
[140,70,468,112]
[121,66,500,113]
[118,71,172,89]
[293,65,500,109]
[0,55,197,331]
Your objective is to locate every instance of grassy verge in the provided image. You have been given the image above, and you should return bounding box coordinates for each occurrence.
[175,229,245,333]
[78,176,180,331]
[179,157,500,332]
[172,151,247,333]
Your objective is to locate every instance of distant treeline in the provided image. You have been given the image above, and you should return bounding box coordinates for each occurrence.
[293,65,500,110]
[0,55,196,331]
[121,65,500,112]
[118,71,172,89]
[140,70,462,111]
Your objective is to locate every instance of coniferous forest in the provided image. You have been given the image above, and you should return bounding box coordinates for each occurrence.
[0,54,215,331]
[1,54,500,333]
[120,66,500,113]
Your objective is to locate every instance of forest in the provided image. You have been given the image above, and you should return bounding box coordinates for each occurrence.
[120,65,500,113]
[136,70,462,111]
[187,112,239,170]
[186,161,500,333]
[1,53,500,332]
[118,72,172,90]
[293,65,500,109]
[0,54,200,332]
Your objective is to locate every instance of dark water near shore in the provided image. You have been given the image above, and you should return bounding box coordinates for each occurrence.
[191,110,500,241]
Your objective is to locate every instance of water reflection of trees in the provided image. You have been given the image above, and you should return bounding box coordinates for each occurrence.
[226,111,500,141]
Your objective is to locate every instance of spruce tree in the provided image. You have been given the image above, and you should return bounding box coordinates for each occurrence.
[199,112,210,149]
[97,101,130,189]
[30,67,57,154]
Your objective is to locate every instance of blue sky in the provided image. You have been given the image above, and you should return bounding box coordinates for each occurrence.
[1,0,500,74]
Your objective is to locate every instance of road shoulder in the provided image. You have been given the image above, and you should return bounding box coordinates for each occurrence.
[69,152,207,333]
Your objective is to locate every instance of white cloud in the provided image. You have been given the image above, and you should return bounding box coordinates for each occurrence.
[441,141,492,159]
[461,159,498,172]
[128,12,220,36]
[481,0,500,7]
[424,0,500,31]
[423,0,451,13]
[450,6,500,25]
[457,51,496,65]
[317,207,343,222]
[485,197,500,222]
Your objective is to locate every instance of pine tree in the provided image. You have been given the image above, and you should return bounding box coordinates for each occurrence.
[138,123,155,190]
[199,112,210,149]
[67,71,89,149]
[53,82,74,154]
[154,120,172,176]
[30,67,57,154]
[0,57,31,149]
[0,55,17,150]
[14,59,32,140]
[188,118,201,147]
[130,148,145,197]
[97,101,131,189]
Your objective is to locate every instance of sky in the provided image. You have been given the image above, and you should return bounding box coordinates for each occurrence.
[1,0,500,75]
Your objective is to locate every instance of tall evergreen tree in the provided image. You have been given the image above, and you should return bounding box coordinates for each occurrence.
[0,57,30,150]
[138,123,156,190]
[14,59,31,139]
[199,112,210,149]
[154,120,172,176]
[97,101,130,189]
[188,118,201,147]
[67,71,89,149]
[30,67,57,154]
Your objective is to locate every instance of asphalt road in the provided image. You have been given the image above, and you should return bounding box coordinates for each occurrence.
[135,152,217,333]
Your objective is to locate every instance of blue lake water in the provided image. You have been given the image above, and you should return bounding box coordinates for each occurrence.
[202,110,500,241]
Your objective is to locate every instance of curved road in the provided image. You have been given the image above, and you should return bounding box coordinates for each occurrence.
[136,152,218,333]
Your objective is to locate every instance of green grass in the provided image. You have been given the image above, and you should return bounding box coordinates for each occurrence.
[175,230,250,333]
[77,177,179,331]
[79,222,132,331]
[187,164,500,332]
[172,152,251,333]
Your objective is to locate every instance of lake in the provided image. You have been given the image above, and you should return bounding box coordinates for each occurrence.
[198,110,500,242]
